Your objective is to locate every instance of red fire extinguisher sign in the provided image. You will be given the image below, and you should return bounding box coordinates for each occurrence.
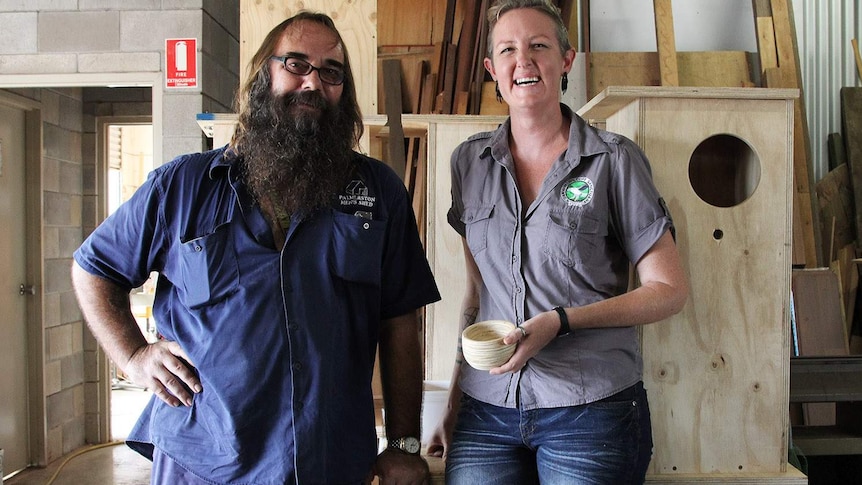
[166,38,198,88]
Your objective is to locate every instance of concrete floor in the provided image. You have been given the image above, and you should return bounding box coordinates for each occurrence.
[3,387,450,484]
[5,388,152,485]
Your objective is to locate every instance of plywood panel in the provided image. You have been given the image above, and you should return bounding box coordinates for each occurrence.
[423,115,505,380]
[377,0,435,46]
[816,163,855,258]
[792,269,849,357]
[588,51,753,99]
[640,96,792,474]
[842,88,862,246]
[240,0,377,115]
[589,90,797,476]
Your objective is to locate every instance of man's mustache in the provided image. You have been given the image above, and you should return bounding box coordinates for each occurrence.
[282,91,329,111]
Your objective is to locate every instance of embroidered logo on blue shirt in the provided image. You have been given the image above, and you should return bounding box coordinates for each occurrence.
[339,179,377,210]
[561,177,594,206]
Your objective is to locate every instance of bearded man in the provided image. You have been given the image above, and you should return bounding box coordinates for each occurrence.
[71,11,439,485]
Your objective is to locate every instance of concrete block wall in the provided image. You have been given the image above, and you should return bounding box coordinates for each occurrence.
[5,87,89,462]
[0,1,240,466]
[0,1,240,160]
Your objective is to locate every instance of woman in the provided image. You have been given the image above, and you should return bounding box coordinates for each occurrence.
[427,1,689,483]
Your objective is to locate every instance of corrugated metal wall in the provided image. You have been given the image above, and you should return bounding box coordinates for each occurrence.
[793,0,861,182]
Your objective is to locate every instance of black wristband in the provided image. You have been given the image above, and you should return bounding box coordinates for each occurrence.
[553,306,571,336]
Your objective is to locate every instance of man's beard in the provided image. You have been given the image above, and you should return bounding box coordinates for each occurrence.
[239,89,355,216]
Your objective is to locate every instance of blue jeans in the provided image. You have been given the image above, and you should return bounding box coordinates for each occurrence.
[446,382,652,485]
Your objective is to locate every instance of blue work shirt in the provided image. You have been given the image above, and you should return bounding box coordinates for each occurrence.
[74,146,440,484]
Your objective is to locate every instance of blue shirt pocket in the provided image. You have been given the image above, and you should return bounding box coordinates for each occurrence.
[178,223,239,309]
[329,211,386,286]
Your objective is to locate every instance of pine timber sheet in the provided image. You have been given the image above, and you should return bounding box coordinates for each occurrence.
[842,88,862,246]
[377,0,442,46]
[239,0,377,115]
[580,87,796,478]
[587,51,753,100]
[421,115,506,380]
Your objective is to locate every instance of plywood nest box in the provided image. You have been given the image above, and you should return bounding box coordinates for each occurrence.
[580,86,805,483]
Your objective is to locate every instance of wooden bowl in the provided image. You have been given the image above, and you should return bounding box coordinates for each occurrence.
[461,320,517,370]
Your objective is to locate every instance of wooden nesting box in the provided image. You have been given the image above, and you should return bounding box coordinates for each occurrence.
[579,87,805,483]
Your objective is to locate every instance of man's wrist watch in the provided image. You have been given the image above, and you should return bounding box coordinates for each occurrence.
[387,436,421,455]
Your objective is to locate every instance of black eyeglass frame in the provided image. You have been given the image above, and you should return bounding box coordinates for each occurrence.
[269,55,346,86]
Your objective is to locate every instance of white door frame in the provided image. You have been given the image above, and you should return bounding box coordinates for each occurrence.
[95,114,154,442]
[0,72,162,464]
[0,89,43,469]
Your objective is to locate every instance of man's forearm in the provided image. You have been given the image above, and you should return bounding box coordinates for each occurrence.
[71,261,147,369]
[378,311,424,441]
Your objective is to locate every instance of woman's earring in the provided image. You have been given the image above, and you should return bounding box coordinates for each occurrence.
[561,73,569,94]
[495,81,503,103]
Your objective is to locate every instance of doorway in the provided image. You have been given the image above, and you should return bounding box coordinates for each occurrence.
[0,100,30,477]
[96,118,156,440]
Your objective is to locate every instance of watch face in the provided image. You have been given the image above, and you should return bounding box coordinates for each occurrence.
[403,436,420,454]
[391,436,421,454]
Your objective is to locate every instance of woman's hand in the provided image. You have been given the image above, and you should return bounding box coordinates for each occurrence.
[489,310,561,375]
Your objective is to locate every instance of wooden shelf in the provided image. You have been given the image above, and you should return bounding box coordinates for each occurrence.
[790,356,862,457]
[790,356,862,402]
[792,425,862,456]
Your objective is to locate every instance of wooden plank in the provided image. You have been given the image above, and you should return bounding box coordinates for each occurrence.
[382,59,406,180]
[842,88,862,248]
[439,44,458,113]
[479,81,509,116]
[469,0,490,115]
[413,136,428,248]
[412,60,428,115]
[588,51,753,100]
[770,0,799,74]
[755,17,778,75]
[792,268,848,426]
[752,0,777,78]
[832,244,858,342]
[559,0,579,52]
[377,0,434,45]
[816,163,855,258]
[792,269,848,357]
[447,0,481,115]
[653,0,679,86]
[852,38,862,83]
[435,0,458,103]
[377,47,434,115]
[420,73,437,114]
[765,65,818,267]
[759,0,821,267]
[828,132,847,171]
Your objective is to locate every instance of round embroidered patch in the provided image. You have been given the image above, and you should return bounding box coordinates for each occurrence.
[561,177,594,206]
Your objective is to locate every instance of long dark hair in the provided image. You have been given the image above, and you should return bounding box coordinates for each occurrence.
[231,11,364,152]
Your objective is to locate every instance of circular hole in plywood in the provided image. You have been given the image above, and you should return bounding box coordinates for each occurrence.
[688,134,760,208]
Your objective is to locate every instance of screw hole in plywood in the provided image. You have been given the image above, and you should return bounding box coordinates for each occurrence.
[688,134,760,208]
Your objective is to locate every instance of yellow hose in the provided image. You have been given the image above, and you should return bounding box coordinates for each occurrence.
[44,441,125,485]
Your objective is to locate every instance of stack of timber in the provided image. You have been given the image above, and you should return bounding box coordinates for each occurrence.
[586,0,819,269]
[753,0,821,269]
[375,0,577,245]
[377,0,579,117]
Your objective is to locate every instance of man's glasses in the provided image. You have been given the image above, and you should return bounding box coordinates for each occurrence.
[270,56,345,86]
